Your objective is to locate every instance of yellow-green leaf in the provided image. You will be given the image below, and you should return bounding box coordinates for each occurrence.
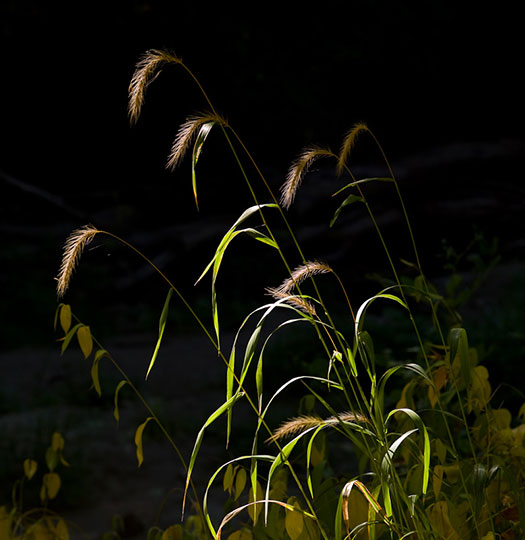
[226,529,253,540]
[223,464,234,494]
[247,481,264,524]
[77,325,93,359]
[51,432,64,452]
[42,472,61,500]
[59,304,71,334]
[285,497,304,540]
[113,380,128,422]
[234,467,247,501]
[161,524,183,540]
[52,518,69,540]
[433,465,444,500]
[135,417,154,467]
[24,458,38,480]
[45,447,58,472]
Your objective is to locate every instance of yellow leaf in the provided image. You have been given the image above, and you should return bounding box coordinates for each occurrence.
[26,521,54,540]
[223,464,234,494]
[51,518,69,540]
[428,501,460,540]
[310,433,326,467]
[285,497,304,540]
[162,524,183,540]
[42,472,61,500]
[59,304,72,334]
[226,529,252,540]
[480,533,495,540]
[24,458,38,480]
[344,488,371,539]
[1,506,11,540]
[51,432,65,452]
[234,467,247,501]
[77,325,93,359]
[134,417,154,467]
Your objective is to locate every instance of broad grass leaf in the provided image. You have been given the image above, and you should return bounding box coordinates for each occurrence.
[59,304,71,334]
[386,408,430,495]
[203,455,275,539]
[191,121,214,210]
[42,472,61,500]
[146,288,174,379]
[306,426,326,496]
[113,380,128,422]
[183,392,245,518]
[330,194,364,228]
[135,416,155,467]
[162,524,183,540]
[24,458,38,480]
[76,325,93,359]
[332,177,394,197]
[285,497,304,540]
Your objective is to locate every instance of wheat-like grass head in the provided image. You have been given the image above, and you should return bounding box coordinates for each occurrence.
[166,112,226,171]
[128,49,182,125]
[280,146,334,209]
[56,225,100,299]
[336,122,369,176]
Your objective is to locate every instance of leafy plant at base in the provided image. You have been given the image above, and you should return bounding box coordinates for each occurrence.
[51,49,524,539]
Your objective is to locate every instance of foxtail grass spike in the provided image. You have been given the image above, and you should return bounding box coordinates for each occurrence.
[128,49,182,125]
[280,146,333,209]
[337,123,369,176]
[56,225,100,298]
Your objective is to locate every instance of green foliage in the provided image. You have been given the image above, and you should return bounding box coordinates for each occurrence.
[45,50,525,540]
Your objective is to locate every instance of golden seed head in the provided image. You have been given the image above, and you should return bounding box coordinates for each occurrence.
[166,112,226,171]
[280,146,334,209]
[128,49,182,125]
[56,225,100,299]
[337,123,369,176]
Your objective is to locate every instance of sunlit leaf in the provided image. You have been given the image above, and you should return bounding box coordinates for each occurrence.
[113,380,128,422]
[59,304,71,334]
[91,349,110,397]
[146,288,174,379]
[247,481,264,524]
[77,325,93,359]
[135,417,155,467]
[61,323,83,354]
[223,463,234,494]
[330,194,364,227]
[183,392,245,518]
[234,467,247,501]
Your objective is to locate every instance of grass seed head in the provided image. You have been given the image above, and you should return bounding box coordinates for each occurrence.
[56,225,100,299]
[280,146,334,209]
[128,49,182,125]
[337,123,369,176]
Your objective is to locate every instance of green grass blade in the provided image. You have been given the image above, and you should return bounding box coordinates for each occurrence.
[183,392,245,518]
[191,121,215,211]
[332,177,394,197]
[145,288,174,379]
[330,194,364,227]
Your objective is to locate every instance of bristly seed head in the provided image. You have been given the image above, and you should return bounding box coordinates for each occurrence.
[166,112,226,171]
[337,123,369,176]
[276,260,333,295]
[128,49,182,125]
[280,146,334,209]
[265,287,317,317]
[56,225,100,299]
[267,411,368,443]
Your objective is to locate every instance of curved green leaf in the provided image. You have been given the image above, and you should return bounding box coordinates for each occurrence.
[146,288,174,379]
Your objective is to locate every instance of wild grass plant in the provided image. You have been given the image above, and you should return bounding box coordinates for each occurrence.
[23,49,525,539]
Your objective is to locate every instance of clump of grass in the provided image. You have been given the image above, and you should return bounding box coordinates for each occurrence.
[52,49,525,540]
